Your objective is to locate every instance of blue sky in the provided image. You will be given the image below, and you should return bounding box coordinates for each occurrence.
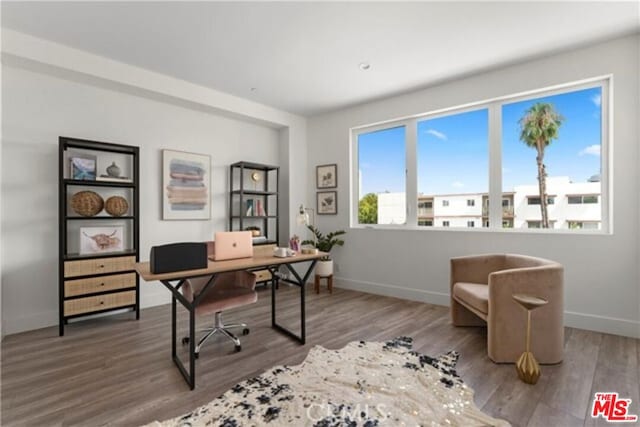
[358,86,602,197]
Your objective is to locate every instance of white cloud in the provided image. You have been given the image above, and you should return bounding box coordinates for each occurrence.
[591,94,601,107]
[426,129,447,141]
[579,144,601,157]
[451,181,464,188]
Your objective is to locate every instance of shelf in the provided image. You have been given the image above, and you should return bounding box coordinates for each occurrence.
[65,249,138,261]
[230,161,279,171]
[64,179,135,188]
[231,215,277,219]
[67,216,135,221]
[231,190,277,196]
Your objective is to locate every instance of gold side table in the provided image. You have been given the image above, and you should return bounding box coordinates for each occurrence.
[512,293,548,385]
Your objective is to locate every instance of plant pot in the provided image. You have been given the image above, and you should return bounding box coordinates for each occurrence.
[315,259,333,277]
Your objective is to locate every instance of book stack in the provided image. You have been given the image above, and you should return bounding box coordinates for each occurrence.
[245,199,266,216]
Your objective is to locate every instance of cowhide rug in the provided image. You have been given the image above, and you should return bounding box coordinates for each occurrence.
[146,337,509,426]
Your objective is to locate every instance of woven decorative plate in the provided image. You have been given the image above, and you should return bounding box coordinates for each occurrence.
[71,191,104,217]
[105,196,129,217]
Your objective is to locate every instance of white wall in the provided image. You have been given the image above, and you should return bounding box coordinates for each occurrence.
[0,65,281,334]
[0,31,309,336]
[307,34,640,337]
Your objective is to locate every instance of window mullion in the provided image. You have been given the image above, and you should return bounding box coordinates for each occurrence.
[405,119,418,227]
[488,102,502,229]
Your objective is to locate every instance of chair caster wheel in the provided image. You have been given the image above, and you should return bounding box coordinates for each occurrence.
[242,328,250,336]
[235,345,242,352]
[181,337,189,345]
[194,352,199,359]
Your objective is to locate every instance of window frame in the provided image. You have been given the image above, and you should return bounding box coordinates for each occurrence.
[350,76,611,234]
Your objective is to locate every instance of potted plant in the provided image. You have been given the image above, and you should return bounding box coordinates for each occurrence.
[302,225,346,276]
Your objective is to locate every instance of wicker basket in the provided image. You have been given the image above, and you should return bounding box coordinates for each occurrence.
[71,191,104,217]
[104,196,129,217]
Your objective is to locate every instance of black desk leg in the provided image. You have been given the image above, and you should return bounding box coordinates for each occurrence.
[171,295,177,358]
[163,279,196,390]
[188,304,196,390]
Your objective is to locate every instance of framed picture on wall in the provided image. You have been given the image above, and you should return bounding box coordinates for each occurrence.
[316,164,337,189]
[162,149,211,220]
[317,191,337,215]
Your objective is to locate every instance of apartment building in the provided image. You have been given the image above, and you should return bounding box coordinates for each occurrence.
[381,176,601,229]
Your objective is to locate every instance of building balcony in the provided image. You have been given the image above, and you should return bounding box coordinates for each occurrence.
[418,208,434,217]
[482,206,514,217]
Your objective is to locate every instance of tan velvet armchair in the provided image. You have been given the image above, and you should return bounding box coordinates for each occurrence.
[450,254,564,364]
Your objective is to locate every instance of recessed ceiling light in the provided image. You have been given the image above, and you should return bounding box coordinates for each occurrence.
[359,62,371,71]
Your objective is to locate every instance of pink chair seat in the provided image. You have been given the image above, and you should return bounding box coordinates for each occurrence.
[183,270,258,315]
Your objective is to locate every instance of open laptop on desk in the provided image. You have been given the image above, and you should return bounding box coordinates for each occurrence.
[212,231,253,261]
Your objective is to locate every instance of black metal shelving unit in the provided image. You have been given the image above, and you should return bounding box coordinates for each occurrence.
[229,161,279,246]
[58,136,140,336]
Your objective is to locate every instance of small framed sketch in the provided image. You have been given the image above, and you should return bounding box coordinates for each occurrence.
[317,191,337,215]
[316,164,337,189]
[70,154,97,180]
[80,226,124,254]
[163,149,211,220]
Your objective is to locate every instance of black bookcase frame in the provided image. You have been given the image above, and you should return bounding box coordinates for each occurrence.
[58,136,140,336]
[228,161,280,246]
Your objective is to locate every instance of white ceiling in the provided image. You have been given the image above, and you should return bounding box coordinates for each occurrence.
[2,2,639,116]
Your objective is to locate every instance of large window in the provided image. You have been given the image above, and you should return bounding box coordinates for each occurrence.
[352,79,608,232]
[357,126,406,225]
[417,109,488,228]
[502,87,602,230]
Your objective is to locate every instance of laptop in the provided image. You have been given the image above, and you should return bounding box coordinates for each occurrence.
[212,231,253,261]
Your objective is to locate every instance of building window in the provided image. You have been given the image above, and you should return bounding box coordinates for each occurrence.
[568,220,600,230]
[467,221,475,227]
[568,195,599,204]
[418,220,433,226]
[527,196,555,205]
[356,126,406,225]
[442,221,450,227]
[352,79,608,233]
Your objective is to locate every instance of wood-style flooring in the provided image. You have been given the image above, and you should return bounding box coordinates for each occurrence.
[2,285,639,426]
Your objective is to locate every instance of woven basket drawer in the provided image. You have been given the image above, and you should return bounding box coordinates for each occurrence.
[64,290,136,316]
[253,269,272,282]
[64,256,136,278]
[65,272,136,297]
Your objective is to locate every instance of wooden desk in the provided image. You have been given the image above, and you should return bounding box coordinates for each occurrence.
[135,251,326,389]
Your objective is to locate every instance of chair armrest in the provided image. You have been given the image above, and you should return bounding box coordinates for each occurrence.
[488,265,563,306]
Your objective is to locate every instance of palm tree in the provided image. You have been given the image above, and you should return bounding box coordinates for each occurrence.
[519,103,564,228]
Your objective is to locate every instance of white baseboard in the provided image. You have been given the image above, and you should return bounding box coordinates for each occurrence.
[334,277,450,307]
[564,311,640,338]
[333,277,640,339]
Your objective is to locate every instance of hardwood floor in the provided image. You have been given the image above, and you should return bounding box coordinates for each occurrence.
[2,285,638,426]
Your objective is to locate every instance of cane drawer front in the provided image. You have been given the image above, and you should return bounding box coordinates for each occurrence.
[253,269,272,283]
[64,256,136,278]
[64,291,136,316]
[64,273,136,297]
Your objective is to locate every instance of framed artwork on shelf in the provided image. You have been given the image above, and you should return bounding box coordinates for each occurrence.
[317,191,337,215]
[80,226,124,254]
[70,154,97,180]
[316,164,337,189]
[162,149,211,220]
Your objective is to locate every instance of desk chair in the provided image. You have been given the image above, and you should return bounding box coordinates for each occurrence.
[181,242,257,357]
